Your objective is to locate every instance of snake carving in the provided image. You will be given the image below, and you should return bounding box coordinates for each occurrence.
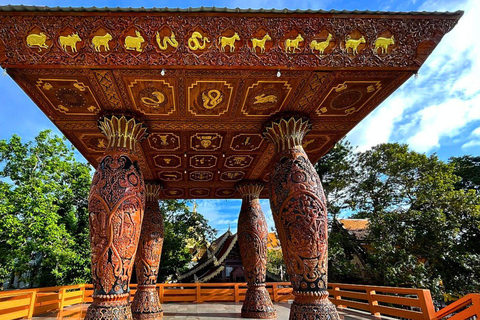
[156,31,178,50]
[201,89,223,109]
[141,91,165,107]
[188,31,210,51]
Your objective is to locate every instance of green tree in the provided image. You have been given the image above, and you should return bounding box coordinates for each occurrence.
[0,131,92,288]
[450,155,480,192]
[351,143,480,298]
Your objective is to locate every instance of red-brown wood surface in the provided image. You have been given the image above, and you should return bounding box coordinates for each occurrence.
[0,8,461,198]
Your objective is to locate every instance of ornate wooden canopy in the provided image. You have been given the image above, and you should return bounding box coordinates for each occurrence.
[0,6,461,199]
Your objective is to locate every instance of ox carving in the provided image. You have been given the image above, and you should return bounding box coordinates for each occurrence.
[218,33,240,52]
[124,30,145,52]
[26,32,49,52]
[188,31,210,51]
[345,35,366,55]
[251,33,271,53]
[375,35,395,54]
[156,31,178,50]
[285,34,304,53]
[310,33,333,55]
[59,33,82,53]
[92,33,113,52]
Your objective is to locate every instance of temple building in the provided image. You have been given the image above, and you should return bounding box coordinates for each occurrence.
[0,5,461,320]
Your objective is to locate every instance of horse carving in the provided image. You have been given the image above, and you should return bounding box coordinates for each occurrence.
[156,31,178,50]
[218,33,240,52]
[124,30,145,52]
[188,31,210,51]
[345,36,366,55]
[285,34,304,53]
[310,33,333,55]
[251,34,271,53]
[374,35,395,54]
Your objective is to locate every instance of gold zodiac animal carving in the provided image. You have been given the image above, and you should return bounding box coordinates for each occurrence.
[188,31,210,51]
[251,34,271,53]
[59,33,82,52]
[254,94,277,104]
[124,30,145,52]
[218,33,240,52]
[310,33,333,55]
[141,91,165,107]
[156,31,178,50]
[92,33,112,52]
[26,32,49,52]
[345,36,366,55]
[374,35,395,54]
[285,34,304,53]
[201,90,223,109]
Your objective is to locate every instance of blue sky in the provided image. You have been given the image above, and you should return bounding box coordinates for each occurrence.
[0,0,478,236]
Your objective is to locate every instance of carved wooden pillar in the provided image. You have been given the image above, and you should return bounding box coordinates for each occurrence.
[132,182,164,319]
[86,115,148,320]
[237,181,276,319]
[263,115,339,320]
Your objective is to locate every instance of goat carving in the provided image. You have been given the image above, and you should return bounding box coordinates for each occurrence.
[345,36,366,55]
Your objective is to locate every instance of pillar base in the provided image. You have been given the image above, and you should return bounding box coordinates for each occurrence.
[241,286,277,319]
[289,295,339,320]
[85,300,132,320]
[131,286,163,319]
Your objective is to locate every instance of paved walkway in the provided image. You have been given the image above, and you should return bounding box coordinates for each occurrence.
[37,302,380,319]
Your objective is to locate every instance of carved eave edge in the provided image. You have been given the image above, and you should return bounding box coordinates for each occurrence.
[197,265,225,283]
[0,9,462,69]
[98,115,148,153]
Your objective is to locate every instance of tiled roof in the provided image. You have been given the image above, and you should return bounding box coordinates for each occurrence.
[0,5,463,16]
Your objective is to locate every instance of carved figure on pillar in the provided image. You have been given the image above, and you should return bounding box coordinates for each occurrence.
[132,182,165,319]
[263,114,339,320]
[237,181,276,319]
[86,115,149,320]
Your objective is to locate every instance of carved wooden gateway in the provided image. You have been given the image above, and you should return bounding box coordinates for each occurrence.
[0,5,461,320]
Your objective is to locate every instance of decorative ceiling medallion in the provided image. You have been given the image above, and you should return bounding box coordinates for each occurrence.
[309,29,336,56]
[249,27,274,55]
[302,135,331,153]
[189,171,214,181]
[127,79,176,115]
[225,155,253,168]
[158,171,183,182]
[190,188,210,198]
[154,26,179,55]
[148,133,180,151]
[220,171,245,182]
[90,27,115,54]
[215,188,236,198]
[79,134,108,153]
[374,30,397,55]
[35,79,101,115]
[241,80,293,117]
[25,27,52,55]
[280,29,305,54]
[163,188,184,198]
[186,27,211,55]
[58,27,83,55]
[190,155,218,169]
[343,29,367,56]
[316,80,382,116]
[230,134,263,152]
[121,27,147,54]
[153,155,182,168]
[218,28,244,56]
[190,133,223,151]
[187,80,234,116]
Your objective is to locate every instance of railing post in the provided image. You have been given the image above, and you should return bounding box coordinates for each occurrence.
[418,289,436,320]
[334,286,345,309]
[158,284,164,304]
[366,289,380,317]
[234,284,239,303]
[196,283,201,303]
[272,284,278,302]
[471,295,480,319]
[27,291,37,318]
[59,288,67,311]
[81,284,85,303]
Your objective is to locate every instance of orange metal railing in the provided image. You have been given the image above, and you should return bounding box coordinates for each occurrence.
[435,293,480,320]
[0,282,478,320]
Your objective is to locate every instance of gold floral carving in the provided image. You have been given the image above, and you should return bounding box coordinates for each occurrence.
[98,115,149,153]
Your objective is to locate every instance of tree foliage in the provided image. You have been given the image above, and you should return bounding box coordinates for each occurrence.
[0,131,92,287]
